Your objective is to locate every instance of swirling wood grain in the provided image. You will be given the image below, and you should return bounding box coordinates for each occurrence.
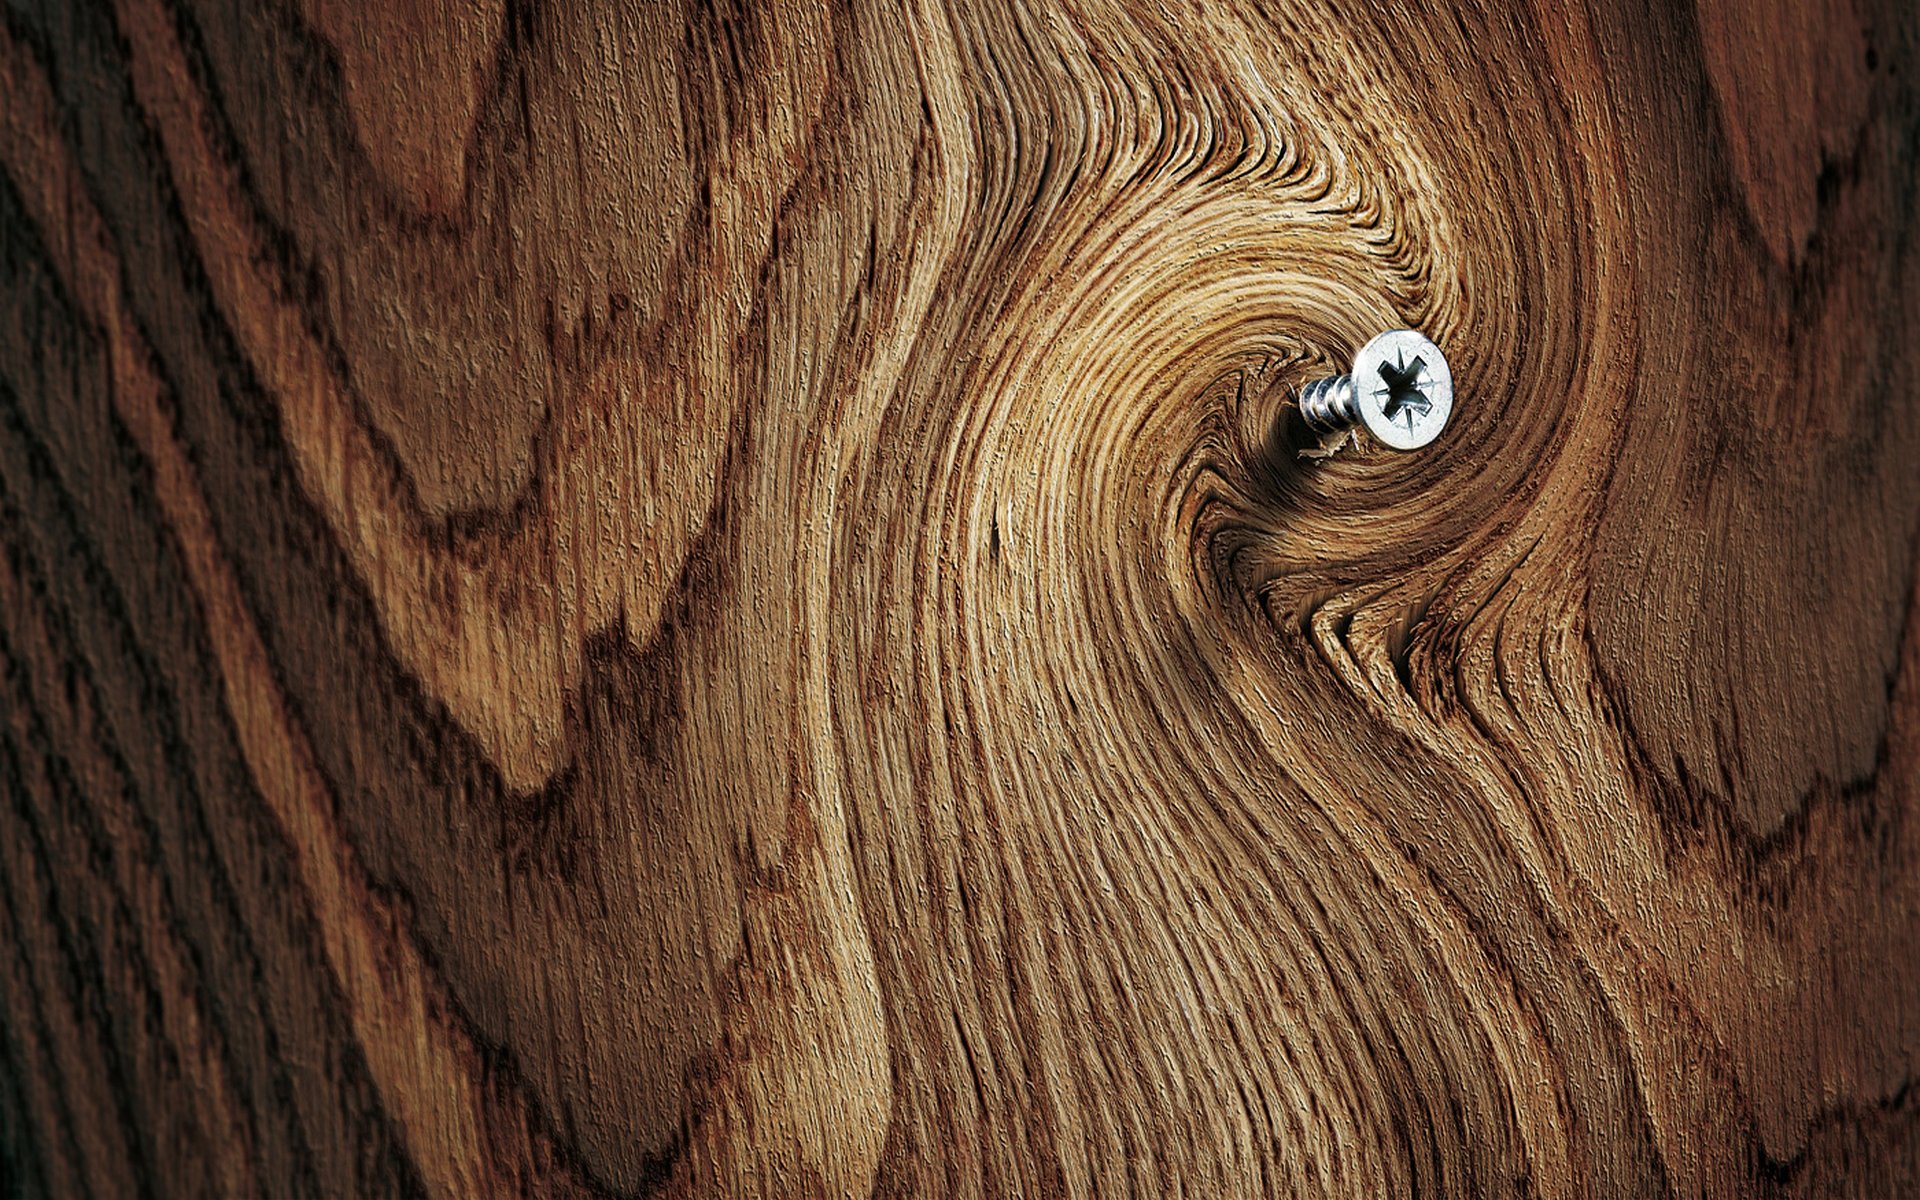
[2,0,1917,1195]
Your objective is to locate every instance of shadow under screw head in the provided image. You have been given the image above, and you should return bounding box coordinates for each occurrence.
[1352,329,1452,450]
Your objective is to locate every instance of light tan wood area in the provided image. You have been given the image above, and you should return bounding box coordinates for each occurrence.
[2,0,1917,1195]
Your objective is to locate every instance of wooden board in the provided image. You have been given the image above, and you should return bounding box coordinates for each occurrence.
[2,0,1917,1195]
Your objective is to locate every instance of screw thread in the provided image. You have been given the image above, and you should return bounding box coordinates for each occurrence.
[1298,373,1359,434]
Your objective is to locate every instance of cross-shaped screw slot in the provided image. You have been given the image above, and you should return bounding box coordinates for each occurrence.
[1374,352,1433,430]
[1296,329,1454,454]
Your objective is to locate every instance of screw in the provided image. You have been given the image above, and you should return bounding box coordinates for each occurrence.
[1297,328,1453,452]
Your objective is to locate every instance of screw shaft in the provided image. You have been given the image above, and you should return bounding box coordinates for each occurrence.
[1298,373,1361,434]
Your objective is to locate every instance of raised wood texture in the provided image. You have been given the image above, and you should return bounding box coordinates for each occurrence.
[2,0,1918,1196]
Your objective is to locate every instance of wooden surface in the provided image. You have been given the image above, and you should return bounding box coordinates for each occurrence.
[3,0,1918,1195]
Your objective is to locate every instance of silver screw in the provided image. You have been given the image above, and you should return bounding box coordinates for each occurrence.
[1297,328,1453,452]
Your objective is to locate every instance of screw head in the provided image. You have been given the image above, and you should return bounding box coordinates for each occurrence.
[1351,329,1452,451]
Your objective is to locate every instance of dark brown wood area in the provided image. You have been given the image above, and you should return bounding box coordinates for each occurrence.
[2,0,1918,1195]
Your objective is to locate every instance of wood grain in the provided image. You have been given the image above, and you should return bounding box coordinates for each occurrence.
[2,0,1918,1195]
